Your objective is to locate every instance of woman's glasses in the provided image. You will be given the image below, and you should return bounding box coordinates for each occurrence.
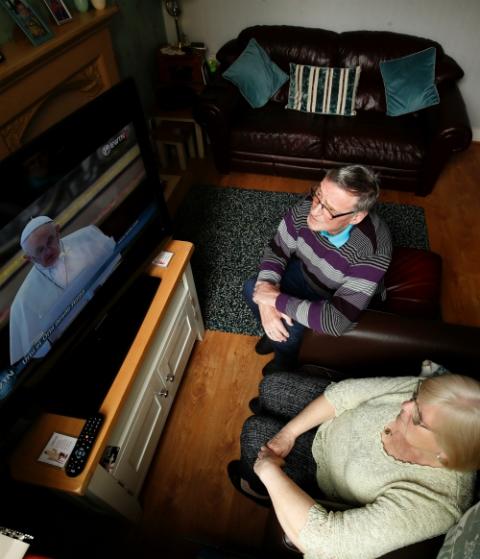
[411,381,432,431]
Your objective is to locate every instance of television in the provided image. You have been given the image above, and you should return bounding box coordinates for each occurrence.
[0,79,171,449]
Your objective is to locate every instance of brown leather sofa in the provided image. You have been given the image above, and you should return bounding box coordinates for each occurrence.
[194,25,472,196]
[262,311,480,558]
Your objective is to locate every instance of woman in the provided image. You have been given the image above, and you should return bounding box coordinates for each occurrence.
[228,372,480,559]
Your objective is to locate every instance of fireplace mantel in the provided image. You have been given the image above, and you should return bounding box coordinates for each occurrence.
[0,6,120,160]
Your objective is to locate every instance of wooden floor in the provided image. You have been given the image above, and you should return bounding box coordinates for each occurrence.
[130,145,480,557]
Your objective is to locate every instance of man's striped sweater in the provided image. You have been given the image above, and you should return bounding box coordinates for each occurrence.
[257,199,392,336]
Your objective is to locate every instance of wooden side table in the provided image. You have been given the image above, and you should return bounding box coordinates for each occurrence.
[156,49,205,95]
[152,121,196,170]
[153,107,205,159]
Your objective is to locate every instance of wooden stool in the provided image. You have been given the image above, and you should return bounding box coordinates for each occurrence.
[152,121,196,170]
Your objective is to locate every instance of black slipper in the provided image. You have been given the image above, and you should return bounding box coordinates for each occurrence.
[255,334,274,355]
[227,460,271,508]
[248,397,263,415]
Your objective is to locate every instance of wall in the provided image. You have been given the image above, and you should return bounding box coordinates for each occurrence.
[163,0,480,139]
[109,0,166,113]
[0,1,166,114]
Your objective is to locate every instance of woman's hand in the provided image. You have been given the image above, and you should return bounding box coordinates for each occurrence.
[267,428,296,457]
[253,445,285,479]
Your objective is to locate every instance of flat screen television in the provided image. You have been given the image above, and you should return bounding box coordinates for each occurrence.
[0,79,171,448]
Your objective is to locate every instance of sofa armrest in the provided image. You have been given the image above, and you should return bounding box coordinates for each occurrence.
[193,79,247,172]
[299,310,480,377]
[414,83,472,195]
[424,83,472,152]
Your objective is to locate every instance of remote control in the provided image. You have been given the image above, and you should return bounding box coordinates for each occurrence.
[65,414,104,477]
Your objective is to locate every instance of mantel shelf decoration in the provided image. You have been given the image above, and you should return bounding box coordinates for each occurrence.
[1,0,53,46]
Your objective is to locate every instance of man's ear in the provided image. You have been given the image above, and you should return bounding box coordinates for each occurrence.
[350,211,367,225]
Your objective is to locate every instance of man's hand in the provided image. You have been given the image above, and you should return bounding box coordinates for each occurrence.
[259,303,292,342]
[253,281,281,307]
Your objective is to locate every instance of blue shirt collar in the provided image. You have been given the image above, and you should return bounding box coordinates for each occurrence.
[320,224,354,248]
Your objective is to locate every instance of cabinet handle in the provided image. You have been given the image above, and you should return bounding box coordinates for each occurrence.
[166,374,175,383]
[156,389,169,398]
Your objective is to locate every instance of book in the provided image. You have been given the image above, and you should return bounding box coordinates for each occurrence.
[38,432,77,468]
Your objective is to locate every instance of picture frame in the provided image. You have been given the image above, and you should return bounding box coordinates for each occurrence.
[42,0,72,26]
[0,0,53,47]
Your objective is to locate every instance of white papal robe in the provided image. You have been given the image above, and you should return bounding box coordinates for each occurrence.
[9,225,118,364]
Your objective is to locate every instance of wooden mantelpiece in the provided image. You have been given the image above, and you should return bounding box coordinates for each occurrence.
[0,6,120,160]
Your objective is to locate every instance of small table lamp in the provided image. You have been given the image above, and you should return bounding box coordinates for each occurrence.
[164,0,183,49]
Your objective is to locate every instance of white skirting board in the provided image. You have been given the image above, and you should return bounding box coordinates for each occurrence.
[472,128,480,142]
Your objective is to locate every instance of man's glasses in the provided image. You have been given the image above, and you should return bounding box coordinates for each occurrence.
[411,381,431,431]
[310,186,357,220]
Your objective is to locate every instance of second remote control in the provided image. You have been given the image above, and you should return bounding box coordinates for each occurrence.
[65,414,104,477]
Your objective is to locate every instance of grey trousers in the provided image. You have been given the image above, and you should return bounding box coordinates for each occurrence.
[239,371,331,495]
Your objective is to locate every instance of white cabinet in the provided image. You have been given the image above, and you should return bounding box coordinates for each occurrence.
[87,262,204,518]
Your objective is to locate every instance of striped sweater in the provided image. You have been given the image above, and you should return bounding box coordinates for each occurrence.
[257,199,392,336]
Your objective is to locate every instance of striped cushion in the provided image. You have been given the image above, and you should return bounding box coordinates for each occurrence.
[286,63,361,116]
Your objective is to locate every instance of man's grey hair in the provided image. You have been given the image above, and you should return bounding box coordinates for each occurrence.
[325,165,380,212]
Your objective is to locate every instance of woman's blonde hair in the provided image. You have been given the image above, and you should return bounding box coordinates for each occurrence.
[420,374,480,471]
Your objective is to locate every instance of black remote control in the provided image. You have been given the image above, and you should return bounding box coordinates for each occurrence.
[65,414,104,477]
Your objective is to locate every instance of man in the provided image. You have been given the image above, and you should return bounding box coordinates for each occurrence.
[243,165,392,375]
[9,216,118,364]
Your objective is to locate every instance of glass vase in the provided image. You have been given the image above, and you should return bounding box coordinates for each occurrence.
[73,0,89,12]
[91,0,107,9]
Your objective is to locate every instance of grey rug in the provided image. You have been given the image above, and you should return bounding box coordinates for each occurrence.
[174,185,429,336]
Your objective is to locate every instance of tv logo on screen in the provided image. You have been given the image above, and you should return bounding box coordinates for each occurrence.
[101,127,129,157]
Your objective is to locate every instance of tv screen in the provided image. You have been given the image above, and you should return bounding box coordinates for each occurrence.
[0,79,171,418]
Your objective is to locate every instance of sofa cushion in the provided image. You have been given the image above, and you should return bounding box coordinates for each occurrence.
[230,103,326,157]
[380,48,440,116]
[339,31,460,113]
[324,110,427,169]
[286,63,360,116]
[222,38,288,108]
[234,26,340,105]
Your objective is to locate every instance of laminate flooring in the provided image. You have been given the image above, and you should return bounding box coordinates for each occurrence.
[130,144,480,558]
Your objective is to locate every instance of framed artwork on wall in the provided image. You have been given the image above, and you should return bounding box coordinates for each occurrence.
[42,0,72,25]
[0,0,53,46]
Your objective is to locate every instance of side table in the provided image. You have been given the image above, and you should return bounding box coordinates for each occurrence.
[153,107,205,159]
[152,121,196,170]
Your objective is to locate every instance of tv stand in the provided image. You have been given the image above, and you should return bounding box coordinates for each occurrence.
[9,240,204,521]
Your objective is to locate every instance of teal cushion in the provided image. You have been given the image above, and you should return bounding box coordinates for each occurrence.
[436,501,480,559]
[286,63,360,116]
[222,38,288,108]
[380,47,440,117]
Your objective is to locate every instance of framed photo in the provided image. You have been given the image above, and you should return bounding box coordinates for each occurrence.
[42,0,72,26]
[0,0,53,46]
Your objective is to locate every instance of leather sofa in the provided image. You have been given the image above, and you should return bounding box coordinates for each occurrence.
[262,311,480,558]
[194,25,472,196]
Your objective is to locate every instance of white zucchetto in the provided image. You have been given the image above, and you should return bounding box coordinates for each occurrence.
[20,216,54,251]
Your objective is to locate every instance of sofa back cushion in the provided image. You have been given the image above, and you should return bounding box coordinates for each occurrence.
[218,26,339,105]
[339,31,464,113]
[217,26,464,112]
